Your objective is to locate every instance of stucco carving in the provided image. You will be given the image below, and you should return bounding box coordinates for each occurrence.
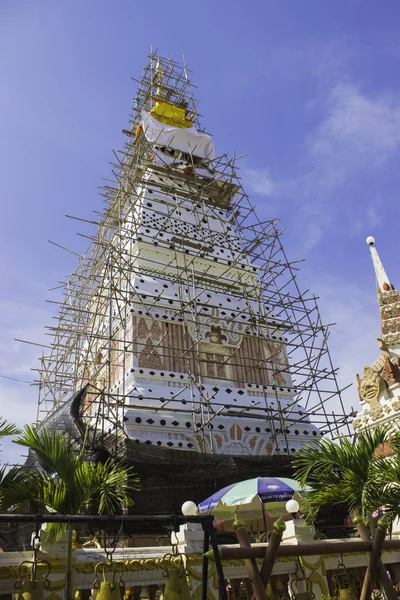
[356,338,400,410]
[382,354,400,386]
[357,366,385,409]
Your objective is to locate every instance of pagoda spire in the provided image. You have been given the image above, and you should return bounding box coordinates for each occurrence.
[366,236,400,347]
[366,236,393,293]
[353,237,400,433]
[366,236,394,293]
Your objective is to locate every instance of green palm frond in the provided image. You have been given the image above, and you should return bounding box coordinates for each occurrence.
[0,419,20,443]
[300,483,347,523]
[0,467,48,514]
[293,426,393,523]
[4,425,140,541]
[384,427,400,455]
[94,460,139,514]
[370,453,400,522]
[14,426,79,482]
[75,459,139,515]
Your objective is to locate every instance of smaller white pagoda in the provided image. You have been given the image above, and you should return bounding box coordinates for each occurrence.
[353,236,400,432]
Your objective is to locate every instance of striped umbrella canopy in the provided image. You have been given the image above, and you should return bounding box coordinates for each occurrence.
[198,477,308,521]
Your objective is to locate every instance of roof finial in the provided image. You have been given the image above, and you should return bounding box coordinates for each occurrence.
[366,236,393,293]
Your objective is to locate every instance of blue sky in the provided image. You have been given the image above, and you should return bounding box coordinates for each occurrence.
[1,0,400,462]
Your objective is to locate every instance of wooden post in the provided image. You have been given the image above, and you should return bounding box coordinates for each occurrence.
[233,519,268,600]
[360,515,389,600]
[201,523,210,600]
[259,517,286,586]
[66,528,73,600]
[208,518,229,600]
[354,516,397,600]
[204,538,400,561]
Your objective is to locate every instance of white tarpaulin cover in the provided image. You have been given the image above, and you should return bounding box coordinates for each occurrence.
[141,110,215,160]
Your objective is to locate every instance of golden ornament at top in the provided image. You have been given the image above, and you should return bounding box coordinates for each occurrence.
[150,101,194,129]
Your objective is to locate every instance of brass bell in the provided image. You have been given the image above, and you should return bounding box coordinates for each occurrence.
[162,554,191,600]
[163,569,191,600]
[332,559,359,600]
[338,590,357,600]
[96,580,123,600]
[15,560,51,600]
[93,562,125,600]
[294,594,312,600]
[290,567,315,600]
[15,580,47,600]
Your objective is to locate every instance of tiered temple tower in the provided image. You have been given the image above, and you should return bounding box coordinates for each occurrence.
[354,236,400,432]
[35,54,350,512]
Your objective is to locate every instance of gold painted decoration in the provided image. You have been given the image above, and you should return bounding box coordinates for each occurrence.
[299,557,328,597]
[370,407,384,421]
[300,557,326,577]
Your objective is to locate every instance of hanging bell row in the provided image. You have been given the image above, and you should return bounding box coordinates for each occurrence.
[15,559,51,600]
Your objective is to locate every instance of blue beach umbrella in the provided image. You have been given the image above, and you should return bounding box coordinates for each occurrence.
[198,477,307,521]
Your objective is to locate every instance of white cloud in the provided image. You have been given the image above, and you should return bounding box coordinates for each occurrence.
[301,222,323,250]
[352,201,383,236]
[268,38,356,86]
[0,382,37,465]
[365,205,382,229]
[244,168,276,196]
[300,272,382,423]
[0,297,54,465]
[242,82,399,431]
[245,83,400,250]
[309,83,400,179]
[0,299,51,464]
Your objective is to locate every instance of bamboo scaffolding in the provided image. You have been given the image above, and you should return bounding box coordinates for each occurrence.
[31,52,353,461]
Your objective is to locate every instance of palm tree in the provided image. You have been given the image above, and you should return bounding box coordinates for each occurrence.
[371,432,400,525]
[0,422,139,600]
[0,425,140,539]
[292,426,396,525]
[0,418,22,509]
